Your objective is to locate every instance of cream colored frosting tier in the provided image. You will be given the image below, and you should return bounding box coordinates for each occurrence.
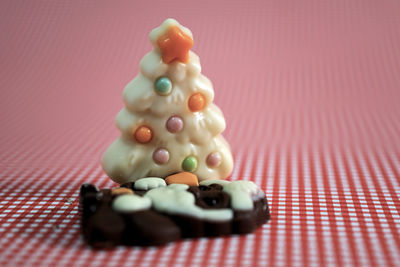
[101,18,233,184]
[124,51,212,117]
[102,134,233,183]
[115,103,225,146]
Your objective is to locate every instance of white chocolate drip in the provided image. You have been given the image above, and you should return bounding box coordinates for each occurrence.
[144,184,233,221]
[112,194,152,212]
[200,180,265,211]
[111,177,265,218]
[134,177,166,190]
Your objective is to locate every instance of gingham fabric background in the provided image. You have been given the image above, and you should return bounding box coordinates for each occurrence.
[1,0,400,266]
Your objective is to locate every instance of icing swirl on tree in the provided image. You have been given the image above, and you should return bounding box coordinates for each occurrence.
[102,19,234,184]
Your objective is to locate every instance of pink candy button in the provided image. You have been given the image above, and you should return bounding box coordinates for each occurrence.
[166,116,183,133]
[153,148,170,164]
[206,152,221,168]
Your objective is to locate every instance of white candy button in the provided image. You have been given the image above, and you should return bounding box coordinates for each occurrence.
[134,177,167,190]
[112,194,152,212]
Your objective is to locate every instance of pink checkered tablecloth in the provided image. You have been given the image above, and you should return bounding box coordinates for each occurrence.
[1,0,400,266]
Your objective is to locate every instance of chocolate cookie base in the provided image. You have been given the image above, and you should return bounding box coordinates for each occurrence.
[79,182,270,248]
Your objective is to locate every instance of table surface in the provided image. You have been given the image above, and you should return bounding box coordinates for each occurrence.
[1,1,400,266]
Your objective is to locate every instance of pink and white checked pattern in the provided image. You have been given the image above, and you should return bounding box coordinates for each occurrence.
[1,0,399,266]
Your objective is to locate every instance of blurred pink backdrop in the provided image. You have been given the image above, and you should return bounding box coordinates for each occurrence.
[1,1,400,266]
[2,0,399,162]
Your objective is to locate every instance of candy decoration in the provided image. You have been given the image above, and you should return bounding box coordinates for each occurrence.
[111,187,134,196]
[206,152,221,168]
[155,77,172,95]
[166,116,183,133]
[188,93,205,112]
[165,172,199,186]
[157,26,193,64]
[134,126,153,143]
[153,148,170,164]
[182,156,198,172]
[134,177,166,190]
[112,194,152,212]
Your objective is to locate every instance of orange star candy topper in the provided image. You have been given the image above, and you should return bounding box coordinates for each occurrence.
[157,25,194,64]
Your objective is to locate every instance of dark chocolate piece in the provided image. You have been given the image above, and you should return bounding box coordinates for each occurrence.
[122,210,181,246]
[79,181,270,247]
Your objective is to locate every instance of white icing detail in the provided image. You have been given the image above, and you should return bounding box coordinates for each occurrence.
[186,51,201,76]
[255,188,265,199]
[167,183,189,191]
[168,62,187,82]
[200,180,264,210]
[112,194,151,212]
[134,177,166,190]
[222,181,260,211]
[139,52,168,80]
[144,185,232,221]
[122,75,155,113]
[199,179,230,186]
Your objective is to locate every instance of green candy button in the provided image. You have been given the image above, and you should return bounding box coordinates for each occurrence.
[182,156,198,172]
[155,77,172,95]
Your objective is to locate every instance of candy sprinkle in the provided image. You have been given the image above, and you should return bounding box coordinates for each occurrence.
[153,148,170,164]
[182,156,198,172]
[155,77,172,95]
[188,93,205,112]
[134,126,153,143]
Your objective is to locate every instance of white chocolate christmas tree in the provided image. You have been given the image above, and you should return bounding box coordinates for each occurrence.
[102,19,234,184]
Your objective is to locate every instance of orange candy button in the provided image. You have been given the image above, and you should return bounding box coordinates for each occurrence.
[188,93,205,112]
[111,187,134,196]
[134,126,153,143]
[165,172,199,186]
